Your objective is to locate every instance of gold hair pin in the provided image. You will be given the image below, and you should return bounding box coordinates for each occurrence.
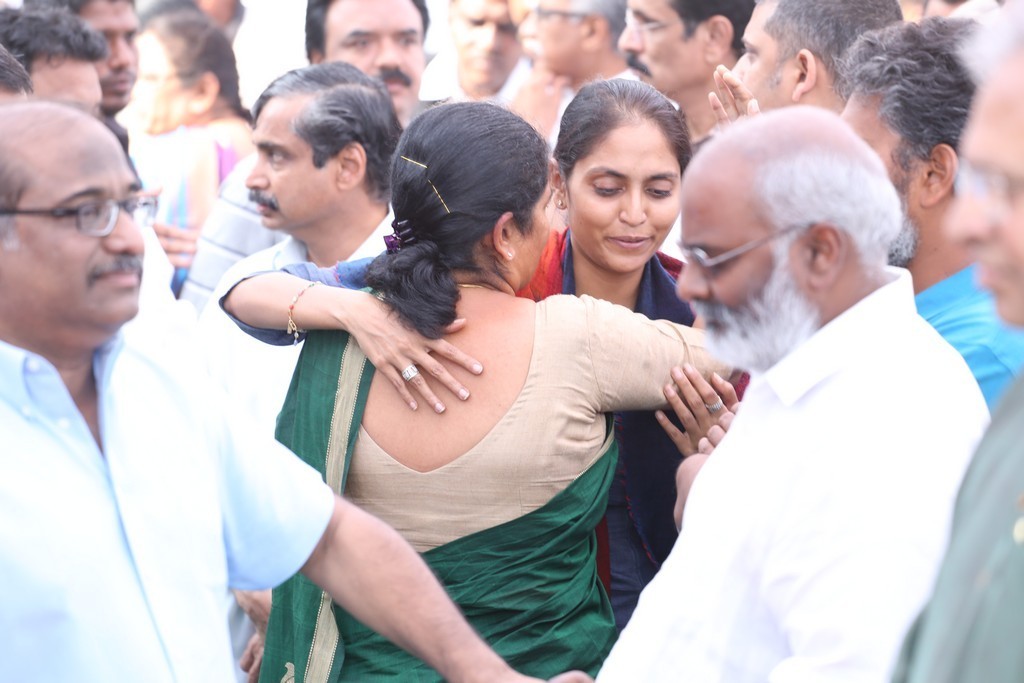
[400,155,451,214]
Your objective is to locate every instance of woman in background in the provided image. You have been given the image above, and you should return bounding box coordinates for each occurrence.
[129,8,252,295]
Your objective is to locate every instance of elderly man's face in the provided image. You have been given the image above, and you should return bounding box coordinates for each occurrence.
[450,0,521,99]
[532,0,587,77]
[675,153,819,373]
[0,113,145,346]
[319,0,425,126]
[77,0,138,117]
[947,51,1024,326]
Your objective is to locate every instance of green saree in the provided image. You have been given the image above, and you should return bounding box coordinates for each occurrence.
[260,329,619,683]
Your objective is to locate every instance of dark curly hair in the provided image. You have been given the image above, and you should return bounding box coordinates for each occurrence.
[0,7,108,72]
[839,17,978,171]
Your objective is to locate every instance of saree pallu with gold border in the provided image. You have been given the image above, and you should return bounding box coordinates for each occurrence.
[260,328,618,683]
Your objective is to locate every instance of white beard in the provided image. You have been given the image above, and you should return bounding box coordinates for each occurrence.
[692,262,820,375]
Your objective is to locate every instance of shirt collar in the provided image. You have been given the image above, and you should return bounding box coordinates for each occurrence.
[0,333,125,410]
[761,267,913,407]
[271,207,393,268]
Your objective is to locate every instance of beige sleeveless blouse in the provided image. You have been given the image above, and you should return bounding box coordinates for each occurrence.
[344,294,718,552]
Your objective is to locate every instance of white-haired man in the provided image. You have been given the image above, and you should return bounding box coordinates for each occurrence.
[598,106,988,681]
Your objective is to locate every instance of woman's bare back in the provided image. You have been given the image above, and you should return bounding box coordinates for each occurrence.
[361,290,539,472]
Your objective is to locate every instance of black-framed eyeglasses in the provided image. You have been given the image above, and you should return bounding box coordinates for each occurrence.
[0,196,158,237]
[535,6,589,21]
[682,222,812,274]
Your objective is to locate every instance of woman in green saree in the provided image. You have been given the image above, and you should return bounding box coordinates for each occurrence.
[225,101,728,682]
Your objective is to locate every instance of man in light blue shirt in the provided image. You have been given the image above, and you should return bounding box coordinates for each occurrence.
[841,16,1024,408]
[0,101,557,683]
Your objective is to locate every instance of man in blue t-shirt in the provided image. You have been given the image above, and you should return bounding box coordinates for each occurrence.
[841,16,1024,408]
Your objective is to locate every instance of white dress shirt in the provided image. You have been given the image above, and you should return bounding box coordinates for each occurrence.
[0,334,335,682]
[198,213,391,439]
[599,269,989,683]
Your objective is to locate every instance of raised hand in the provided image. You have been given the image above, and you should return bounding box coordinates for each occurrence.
[708,64,761,129]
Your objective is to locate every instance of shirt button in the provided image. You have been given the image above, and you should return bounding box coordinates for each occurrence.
[25,358,40,373]
[21,405,32,418]
[57,418,72,430]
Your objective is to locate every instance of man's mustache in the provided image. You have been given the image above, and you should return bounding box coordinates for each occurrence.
[249,189,279,212]
[627,53,652,78]
[88,254,143,285]
[377,67,413,88]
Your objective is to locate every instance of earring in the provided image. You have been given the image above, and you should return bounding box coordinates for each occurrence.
[556,198,566,210]
[506,251,514,260]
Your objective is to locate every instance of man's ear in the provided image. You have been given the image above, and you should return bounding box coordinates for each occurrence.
[920,143,959,209]
[309,49,325,65]
[701,15,736,67]
[333,142,368,192]
[790,48,821,104]
[794,222,846,291]
[488,211,519,263]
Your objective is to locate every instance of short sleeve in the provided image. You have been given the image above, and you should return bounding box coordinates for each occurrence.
[215,405,335,590]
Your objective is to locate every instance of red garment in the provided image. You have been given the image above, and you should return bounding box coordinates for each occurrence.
[518,227,683,301]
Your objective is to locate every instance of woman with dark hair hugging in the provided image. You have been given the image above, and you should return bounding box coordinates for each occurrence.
[224,100,727,681]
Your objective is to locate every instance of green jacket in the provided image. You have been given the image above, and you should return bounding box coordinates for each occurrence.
[892,374,1024,682]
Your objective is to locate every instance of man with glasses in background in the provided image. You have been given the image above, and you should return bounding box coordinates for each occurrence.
[510,0,632,144]
[597,106,988,682]
[0,99,583,683]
